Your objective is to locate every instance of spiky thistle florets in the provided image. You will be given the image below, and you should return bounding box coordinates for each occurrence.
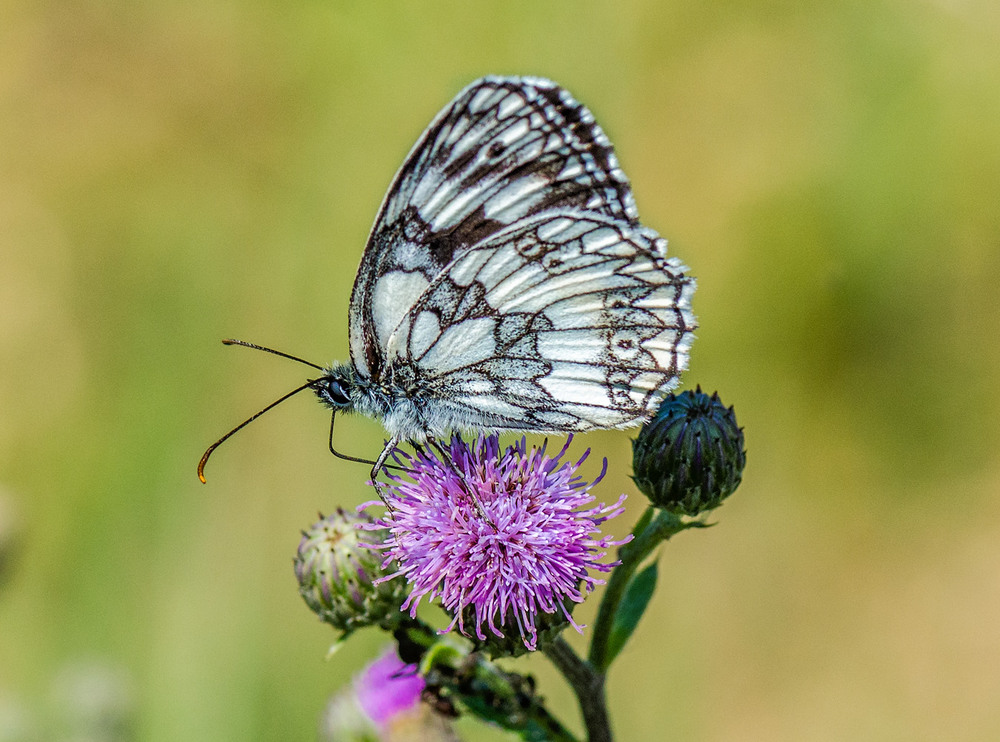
[363,434,629,652]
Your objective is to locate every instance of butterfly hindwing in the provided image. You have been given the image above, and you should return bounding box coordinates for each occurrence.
[382,209,696,433]
[349,76,641,380]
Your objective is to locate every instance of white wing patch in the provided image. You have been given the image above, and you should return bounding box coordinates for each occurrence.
[416,317,497,374]
[371,271,430,351]
[446,248,494,287]
[409,310,441,359]
[483,175,551,222]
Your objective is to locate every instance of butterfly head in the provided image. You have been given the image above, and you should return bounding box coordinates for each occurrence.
[313,363,358,412]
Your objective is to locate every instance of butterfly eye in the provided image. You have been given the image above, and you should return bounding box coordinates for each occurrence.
[319,378,352,408]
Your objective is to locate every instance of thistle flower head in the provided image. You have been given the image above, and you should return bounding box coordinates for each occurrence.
[366,434,629,652]
[321,649,459,742]
[353,650,426,731]
[632,387,746,515]
[295,508,408,633]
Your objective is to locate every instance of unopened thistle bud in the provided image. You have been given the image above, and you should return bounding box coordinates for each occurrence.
[632,387,746,515]
[295,509,406,634]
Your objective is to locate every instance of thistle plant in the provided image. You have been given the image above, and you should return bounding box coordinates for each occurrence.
[296,390,746,742]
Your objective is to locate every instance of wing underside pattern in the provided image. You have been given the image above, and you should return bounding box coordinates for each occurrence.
[384,210,696,434]
[349,76,642,379]
[341,76,696,439]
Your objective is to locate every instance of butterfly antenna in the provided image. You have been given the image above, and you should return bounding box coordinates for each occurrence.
[204,338,396,481]
[198,380,317,483]
[221,338,325,370]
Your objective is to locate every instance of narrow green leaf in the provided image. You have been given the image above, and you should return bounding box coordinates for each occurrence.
[605,561,658,666]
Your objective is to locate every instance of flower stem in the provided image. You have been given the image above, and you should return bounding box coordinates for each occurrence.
[543,637,611,742]
[399,622,580,742]
[589,508,697,672]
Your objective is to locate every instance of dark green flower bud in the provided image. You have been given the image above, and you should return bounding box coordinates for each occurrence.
[632,387,746,515]
[294,508,407,634]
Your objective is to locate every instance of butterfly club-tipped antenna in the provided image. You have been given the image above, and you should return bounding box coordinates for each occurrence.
[197,338,375,483]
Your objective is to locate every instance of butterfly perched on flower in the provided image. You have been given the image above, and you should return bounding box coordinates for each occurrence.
[199,76,696,482]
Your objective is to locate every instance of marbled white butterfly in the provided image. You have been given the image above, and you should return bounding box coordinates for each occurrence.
[199,76,696,483]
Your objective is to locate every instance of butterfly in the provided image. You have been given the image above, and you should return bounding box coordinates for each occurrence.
[199,76,696,483]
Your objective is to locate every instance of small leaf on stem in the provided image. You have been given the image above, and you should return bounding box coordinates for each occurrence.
[606,561,659,665]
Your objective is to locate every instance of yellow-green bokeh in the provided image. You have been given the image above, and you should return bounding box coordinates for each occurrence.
[2,1,999,740]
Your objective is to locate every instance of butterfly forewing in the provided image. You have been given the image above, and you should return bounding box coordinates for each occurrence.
[383,77,639,229]
[349,76,642,380]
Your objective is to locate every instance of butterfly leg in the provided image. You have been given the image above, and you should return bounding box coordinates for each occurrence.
[369,436,402,506]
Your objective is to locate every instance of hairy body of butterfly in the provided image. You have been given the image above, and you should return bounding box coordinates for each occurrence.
[311,75,697,476]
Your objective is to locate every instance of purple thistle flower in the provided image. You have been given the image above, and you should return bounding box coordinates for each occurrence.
[321,649,461,741]
[354,650,426,730]
[364,434,630,651]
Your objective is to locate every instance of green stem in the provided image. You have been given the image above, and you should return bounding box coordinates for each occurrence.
[588,508,695,672]
[544,637,611,742]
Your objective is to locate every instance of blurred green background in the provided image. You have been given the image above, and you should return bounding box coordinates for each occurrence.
[2,1,999,740]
